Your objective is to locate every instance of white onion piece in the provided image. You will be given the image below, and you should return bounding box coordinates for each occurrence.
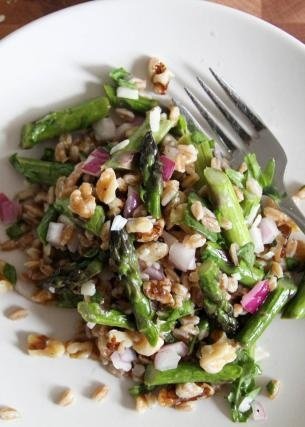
[250,226,264,254]
[239,396,253,413]
[46,222,64,246]
[117,86,139,100]
[110,351,132,372]
[162,230,178,248]
[81,281,96,296]
[110,139,130,155]
[259,217,280,244]
[111,215,128,231]
[154,349,181,371]
[251,401,267,421]
[93,117,116,141]
[86,322,96,330]
[161,341,188,357]
[169,243,196,272]
[149,106,161,132]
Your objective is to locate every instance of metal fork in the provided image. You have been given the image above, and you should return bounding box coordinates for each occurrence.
[174,68,305,233]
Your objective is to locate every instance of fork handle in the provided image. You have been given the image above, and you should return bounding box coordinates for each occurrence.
[279,197,305,234]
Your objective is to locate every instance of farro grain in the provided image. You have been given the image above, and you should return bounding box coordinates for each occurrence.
[91,384,109,401]
[7,307,29,320]
[57,389,75,407]
[0,407,20,420]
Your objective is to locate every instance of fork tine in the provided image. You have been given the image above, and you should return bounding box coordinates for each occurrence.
[196,76,251,143]
[184,87,237,153]
[209,68,265,132]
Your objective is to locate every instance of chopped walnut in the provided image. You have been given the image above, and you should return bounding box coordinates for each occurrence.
[69,182,96,219]
[96,168,118,205]
[136,242,169,266]
[136,218,165,242]
[148,57,174,94]
[143,277,174,306]
[132,333,164,356]
[199,333,238,374]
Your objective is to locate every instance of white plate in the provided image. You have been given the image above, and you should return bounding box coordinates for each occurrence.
[0,0,305,425]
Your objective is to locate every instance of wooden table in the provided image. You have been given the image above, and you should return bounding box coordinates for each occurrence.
[0,0,304,42]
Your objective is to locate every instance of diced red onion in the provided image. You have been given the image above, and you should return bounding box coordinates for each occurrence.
[131,116,145,127]
[154,348,181,371]
[259,217,280,245]
[110,351,132,372]
[169,243,196,272]
[93,117,116,141]
[143,265,164,281]
[123,186,140,218]
[0,193,21,225]
[119,348,137,363]
[46,222,64,246]
[250,226,264,254]
[241,280,270,314]
[116,152,134,169]
[91,147,110,160]
[160,342,188,357]
[111,215,128,231]
[160,155,175,181]
[81,149,109,176]
[251,401,267,421]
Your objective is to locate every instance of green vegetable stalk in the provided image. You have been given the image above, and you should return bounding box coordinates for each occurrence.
[199,258,237,334]
[78,302,134,330]
[10,154,74,185]
[159,300,195,333]
[282,274,305,319]
[109,228,159,346]
[204,167,251,247]
[139,131,163,219]
[238,278,297,347]
[144,362,242,386]
[37,206,58,244]
[104,84,156,113]
[21,96,110,148]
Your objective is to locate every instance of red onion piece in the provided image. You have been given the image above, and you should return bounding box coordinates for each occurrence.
[110,351,132,372]
[143,265,164,281]
[154,348,181,371]
[82,149,109,177]
[0,193,21,225]
[259,217,280,244]
[241,280,270,314]
[119,348,137,363]
[132,116,145,127]
[169,243,196,272]
[91,147,110,160]
[123,186,140,218]
[160,342,188,357]
[117,152,134,169]
[160,155,175,181]
[251,401,267,421]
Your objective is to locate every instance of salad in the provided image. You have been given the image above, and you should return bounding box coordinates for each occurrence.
[0,58,305,422]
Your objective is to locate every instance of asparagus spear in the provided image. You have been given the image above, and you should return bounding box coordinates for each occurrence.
[204,167,251,247]
[109,228,159,346]
[199,259,237,334]
[21,96,110,148]
[202,242,264,287]
[77,301,134,330]
[139,131,163,219]
[10,154,74,185]
[238,277,297,347]
[144,362,242,386]
[282,275,305,319]
[105,115,176,170]
[104,84,156,113]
